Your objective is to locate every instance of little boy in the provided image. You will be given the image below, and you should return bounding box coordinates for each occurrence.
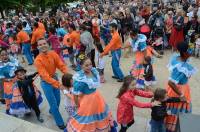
[150,88,185,132]
[15,67,43,122]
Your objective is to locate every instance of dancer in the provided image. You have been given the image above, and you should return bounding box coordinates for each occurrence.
[117,75,158,132]
[34,38,68,129]
[67,57,111,132]
[165,41,196,132]
[100,23,124,82]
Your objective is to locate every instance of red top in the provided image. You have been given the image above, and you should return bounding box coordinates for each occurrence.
[117,89,153,124]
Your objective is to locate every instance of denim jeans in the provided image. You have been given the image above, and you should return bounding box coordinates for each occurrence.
[150,119,166,132]
[111,49,124,80]
[41,80,64,126]
[22,43,33,64]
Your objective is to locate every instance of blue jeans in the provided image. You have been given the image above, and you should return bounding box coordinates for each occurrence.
[150,119,166,132]
[111,49,124,80]
[22,43,33,64]
[41,80,64,126]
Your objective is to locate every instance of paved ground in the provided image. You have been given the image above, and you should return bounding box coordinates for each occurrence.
[1,50,200,132]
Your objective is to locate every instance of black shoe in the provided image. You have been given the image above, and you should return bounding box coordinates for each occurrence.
[112,76,119,79]
[0,98,5,104]
[6,109,10,115]
[28,63,33,65]
[25,112,31,116]
[37,116,44,123]
[117,79,123,82]
[58,125,66,130]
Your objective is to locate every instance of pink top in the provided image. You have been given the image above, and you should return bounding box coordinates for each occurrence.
[117,89,153,124]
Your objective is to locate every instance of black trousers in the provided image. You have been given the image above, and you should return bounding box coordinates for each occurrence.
[119,120,135,132]
[87,49,96,67]
[23,95,40,117]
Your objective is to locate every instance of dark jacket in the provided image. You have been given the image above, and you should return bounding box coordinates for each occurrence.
[143,64,153,81]
[17,72,38,99]
[151,97,181,121]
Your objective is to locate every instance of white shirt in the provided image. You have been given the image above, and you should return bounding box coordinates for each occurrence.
[97,52,105,70]
[63,89,74,108]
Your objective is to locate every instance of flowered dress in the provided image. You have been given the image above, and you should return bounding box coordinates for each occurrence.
[0,56,19,111]
[165,54,196,132]
[130,34,147,89]
[67,68,111,132]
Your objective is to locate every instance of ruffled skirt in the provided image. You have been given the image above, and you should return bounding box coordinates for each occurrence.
[165,83,192,132]
[9,84,43,116]
[67,90,110,132]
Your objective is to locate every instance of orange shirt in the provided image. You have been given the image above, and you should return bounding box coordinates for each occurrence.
[63,33,71,47]
[34,50,68,88]
[31,28,45,44]
[102,31,122,56]
[16,30,30,44]
[38,22,46,31]
[70,31,80,47]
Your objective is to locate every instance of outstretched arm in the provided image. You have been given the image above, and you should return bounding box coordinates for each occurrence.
[134,89,153,98]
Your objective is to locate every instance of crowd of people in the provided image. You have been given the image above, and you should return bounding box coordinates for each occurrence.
[0,0,199,132]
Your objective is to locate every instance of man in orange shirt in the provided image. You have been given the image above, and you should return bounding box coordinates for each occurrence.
[64,24,80,69]
[100,23,124,82]
[35,17,46,31]
[31,22,45,58]
[16,23,33,65]
[34,38,67,130]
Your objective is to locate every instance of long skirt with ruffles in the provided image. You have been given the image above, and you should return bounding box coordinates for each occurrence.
[67,90,111,132]
[3,80,13,111]
[165,83,192,132]
[9,83,43,116]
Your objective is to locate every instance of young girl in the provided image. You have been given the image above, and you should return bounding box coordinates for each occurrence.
[116,75,159,132]
[143,56,156,90]
[61,73,76,122]
[96,43,106,83]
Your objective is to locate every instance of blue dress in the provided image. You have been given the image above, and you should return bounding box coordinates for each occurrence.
[165,53,196,132]
[67,68,112,132]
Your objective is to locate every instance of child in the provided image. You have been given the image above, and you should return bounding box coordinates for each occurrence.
[62,73,76,122]
[195,34,200,57]
[47,27,63,61]
[150,88,184,132]
[143,56,156,90]
[96,43,106,83]
[116,75,159,132]
[13,67,43,122]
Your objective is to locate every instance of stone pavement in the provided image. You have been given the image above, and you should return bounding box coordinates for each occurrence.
[0,50,200,132]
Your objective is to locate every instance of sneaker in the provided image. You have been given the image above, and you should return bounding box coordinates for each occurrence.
[6,109,10,115]
[112,76,119,79]
[58,125,66,130]
[0,98,5,104]
[117,79,123,82]
[37,116,44,123]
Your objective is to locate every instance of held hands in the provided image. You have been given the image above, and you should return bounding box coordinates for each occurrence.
[151,100,161,107]
[59,85,66,90]
[99,53,104,58]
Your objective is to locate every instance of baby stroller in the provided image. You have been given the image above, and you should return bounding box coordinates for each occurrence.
[150,27,165,55]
